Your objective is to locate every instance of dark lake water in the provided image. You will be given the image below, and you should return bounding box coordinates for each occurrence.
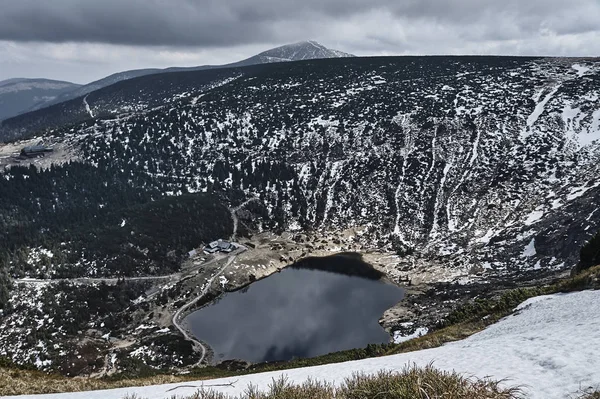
[185,256,404,364]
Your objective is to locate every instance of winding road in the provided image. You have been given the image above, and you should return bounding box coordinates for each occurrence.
[171,247,245,365]
[170,197,259,365]
[15,197,260,366]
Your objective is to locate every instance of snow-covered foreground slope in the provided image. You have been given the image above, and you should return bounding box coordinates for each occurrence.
[12,290,600,399]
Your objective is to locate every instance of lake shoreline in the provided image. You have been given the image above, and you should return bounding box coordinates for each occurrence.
[184,258,405,365]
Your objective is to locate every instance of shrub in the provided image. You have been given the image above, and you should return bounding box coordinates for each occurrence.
[572,387,600,399]
[576,230,600,274]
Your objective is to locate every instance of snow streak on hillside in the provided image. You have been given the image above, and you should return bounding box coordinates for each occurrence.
[61,57,600,280]
[12,289,600,399]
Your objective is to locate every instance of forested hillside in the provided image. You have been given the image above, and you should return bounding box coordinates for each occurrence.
[0,162,233,309]
[1,55,600,374]
[3,55,600,288]
[0,68,244,142]
[43,56,600,277]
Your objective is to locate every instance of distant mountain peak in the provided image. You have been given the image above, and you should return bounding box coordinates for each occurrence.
[255,41,355,62]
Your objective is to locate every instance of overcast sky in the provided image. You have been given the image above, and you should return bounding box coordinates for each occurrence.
[1,0,599,84]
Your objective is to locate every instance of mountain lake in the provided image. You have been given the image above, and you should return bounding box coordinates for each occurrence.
[185,254,404,364]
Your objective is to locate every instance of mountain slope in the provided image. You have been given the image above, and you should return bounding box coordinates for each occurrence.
[65,56,600,278]
[0,78,80,120]
[4,56,599,281]
[8,290,600,399]
[24,41,353,113]
[0,66,248,142]
[1,55,600,378]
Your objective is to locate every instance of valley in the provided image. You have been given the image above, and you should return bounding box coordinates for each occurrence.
[0,54,599,387]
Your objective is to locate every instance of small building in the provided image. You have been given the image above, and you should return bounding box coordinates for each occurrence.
[20,145,53,158]
[203,239,235,254]
[204,241,221,254]
[218,240,234,253]
[188,249,198,258]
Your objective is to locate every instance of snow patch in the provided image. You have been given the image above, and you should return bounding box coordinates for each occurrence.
[572,64,590,77]
[524,210,544,225]
[524,85,561,137]
[219,275,229,288]
[521,238,536,257]
[83,95,94,118]
[393,327,429,344]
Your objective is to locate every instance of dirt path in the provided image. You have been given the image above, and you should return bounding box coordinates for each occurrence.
[171,247,246,365]
[14,250,234,287]
[230,197,260,241]
[83,95,94,118]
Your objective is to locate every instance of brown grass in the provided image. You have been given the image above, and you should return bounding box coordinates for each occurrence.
[575,389,600,399]
[0,367,201,396]
[123,365,523,399]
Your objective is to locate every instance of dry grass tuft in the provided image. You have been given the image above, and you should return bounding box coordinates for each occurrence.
[574,388,600,399]
[244,376,336,399]
[337,366,522,399]
[124,365,522,399]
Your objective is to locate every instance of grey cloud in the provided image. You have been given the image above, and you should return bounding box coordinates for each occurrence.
[0,1,275,46]
[384,0,600,41]
[0,0,598,47]
[1,0,599,83]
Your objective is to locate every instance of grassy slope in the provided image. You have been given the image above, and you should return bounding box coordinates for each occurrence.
[1,265,599,396]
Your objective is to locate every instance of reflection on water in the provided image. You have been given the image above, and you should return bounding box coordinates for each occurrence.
[186,261,404,364]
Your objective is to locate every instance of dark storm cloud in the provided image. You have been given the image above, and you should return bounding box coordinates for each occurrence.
[1,0,599,83]
[0,1,272,45]
[1,0,598,46]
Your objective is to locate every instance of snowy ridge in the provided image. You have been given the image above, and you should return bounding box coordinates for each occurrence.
[11,290,600,399]
[254,40,354,62]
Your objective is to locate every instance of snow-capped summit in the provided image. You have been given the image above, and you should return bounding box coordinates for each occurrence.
[250,40,355,63]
